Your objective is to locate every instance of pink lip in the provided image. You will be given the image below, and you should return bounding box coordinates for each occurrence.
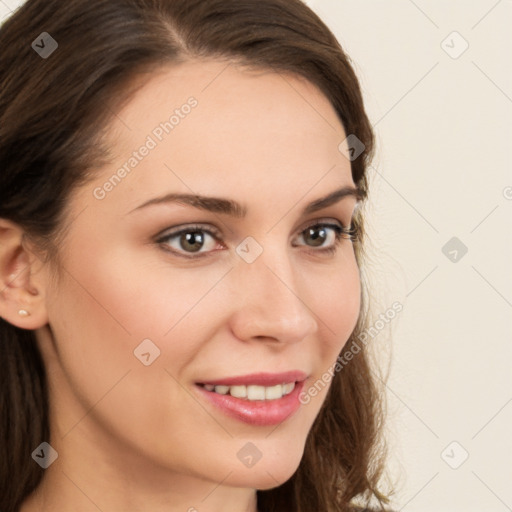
[195,379,305,426]
[196,370,308,387]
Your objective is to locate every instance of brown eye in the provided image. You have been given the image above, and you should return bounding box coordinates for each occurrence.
[296,223,343,249]
[156,224,221,257]
[179,231,206,253]
[303,226,330,247]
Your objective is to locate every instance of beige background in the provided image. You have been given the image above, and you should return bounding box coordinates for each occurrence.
[2,1,511,510]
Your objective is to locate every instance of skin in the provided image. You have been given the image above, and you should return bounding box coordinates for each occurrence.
[0,59,361,511]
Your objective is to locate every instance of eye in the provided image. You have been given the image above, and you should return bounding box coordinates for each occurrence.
[156,224,222,257]
[294,221,357,255]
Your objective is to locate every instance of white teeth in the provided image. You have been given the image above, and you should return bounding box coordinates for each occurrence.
[203,382,296,401]
[265,384,283,400]
[213,385,229,395]
[229,385,247,398]
[282,382,295,395]
[247,385,266,400]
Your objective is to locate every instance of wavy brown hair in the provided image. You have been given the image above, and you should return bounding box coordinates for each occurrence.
[0,0,389,510]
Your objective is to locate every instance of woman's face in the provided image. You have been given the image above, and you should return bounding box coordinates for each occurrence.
[35,60,361,502]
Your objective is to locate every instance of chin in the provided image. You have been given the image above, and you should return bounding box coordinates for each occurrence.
[227,453,303,490]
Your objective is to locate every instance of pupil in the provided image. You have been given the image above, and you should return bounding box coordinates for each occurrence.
[182,231,204,252]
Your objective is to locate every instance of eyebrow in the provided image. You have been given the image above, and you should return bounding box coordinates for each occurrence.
[129,185,361,218]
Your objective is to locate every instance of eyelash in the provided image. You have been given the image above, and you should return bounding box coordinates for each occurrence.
[155,220,359,260]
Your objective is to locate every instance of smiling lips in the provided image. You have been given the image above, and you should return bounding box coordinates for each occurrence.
[200,381,296,400]
[195,371,307,426]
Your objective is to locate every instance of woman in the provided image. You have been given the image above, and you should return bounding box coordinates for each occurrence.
[0,0,391,510]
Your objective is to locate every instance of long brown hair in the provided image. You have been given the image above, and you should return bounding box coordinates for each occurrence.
[0,1,389,510]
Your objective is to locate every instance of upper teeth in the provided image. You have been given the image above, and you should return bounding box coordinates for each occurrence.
[203,382,295,400]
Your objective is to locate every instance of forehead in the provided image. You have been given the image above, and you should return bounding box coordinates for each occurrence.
[79,59,355,217]
[111,59,344,137]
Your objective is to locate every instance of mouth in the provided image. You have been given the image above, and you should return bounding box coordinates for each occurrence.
[194,371,307,426]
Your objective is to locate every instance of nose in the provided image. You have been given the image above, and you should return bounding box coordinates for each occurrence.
[228,246,319,345]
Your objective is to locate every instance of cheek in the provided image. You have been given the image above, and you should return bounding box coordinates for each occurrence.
[45,230,212,377]
[44,247,234,469]
[51,238,229,343]
[295,249,361,410]
[307,249,361,355]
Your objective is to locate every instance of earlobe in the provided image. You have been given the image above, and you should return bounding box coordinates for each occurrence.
[0,219,49,329]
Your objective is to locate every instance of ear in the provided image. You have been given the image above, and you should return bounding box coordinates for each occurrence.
[0,219,49,329]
